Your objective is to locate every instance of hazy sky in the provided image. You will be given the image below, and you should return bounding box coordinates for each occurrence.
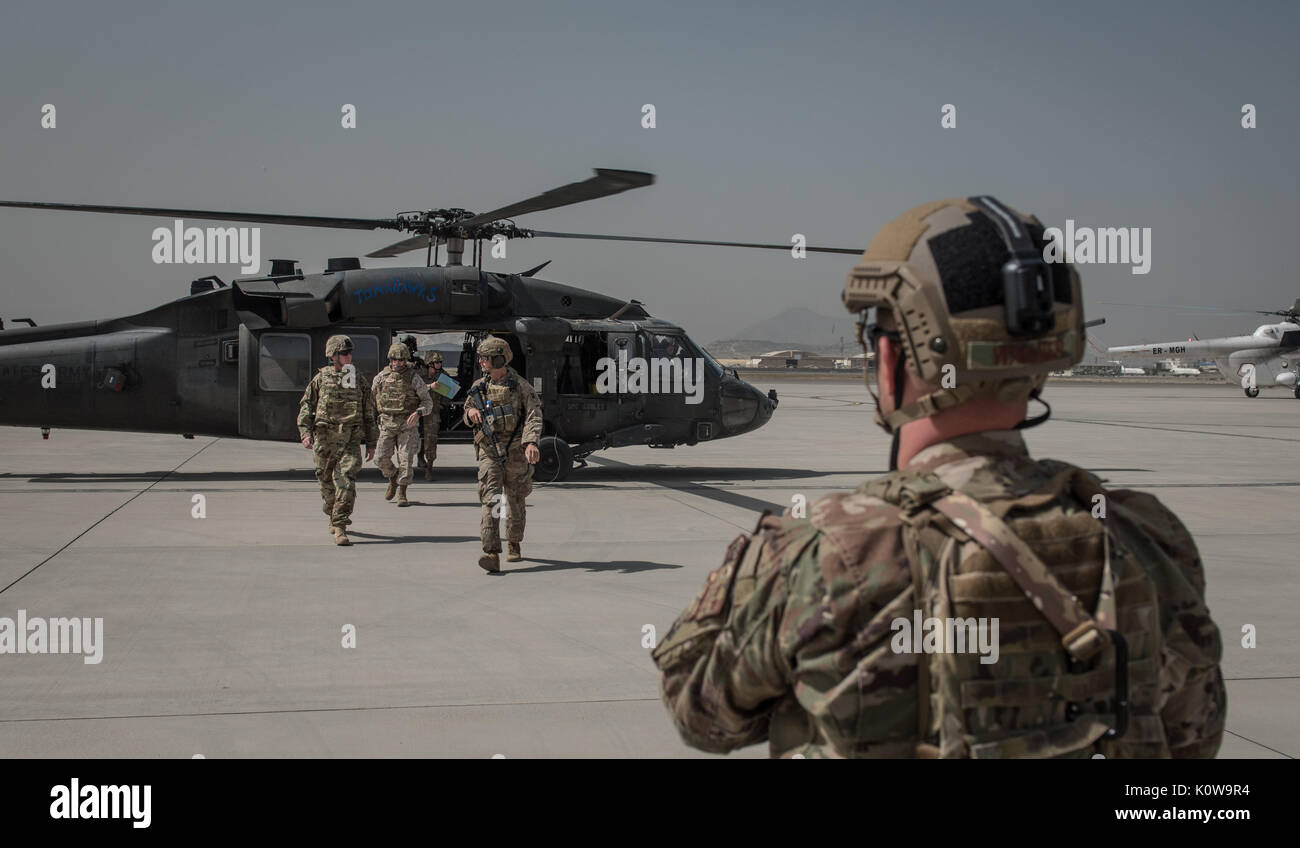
[1,0,1296,349]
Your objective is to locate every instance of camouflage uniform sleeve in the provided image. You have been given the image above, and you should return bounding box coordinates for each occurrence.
[517,374,544,445]
[651,518,810,753]
[361,377,379,445]
[296,373,320,439]
[412,374,433,417]
[1111,489,1226,758]
[370,372,382,397]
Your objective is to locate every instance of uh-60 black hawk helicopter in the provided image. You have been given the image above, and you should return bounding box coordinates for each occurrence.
[0,169,861,480]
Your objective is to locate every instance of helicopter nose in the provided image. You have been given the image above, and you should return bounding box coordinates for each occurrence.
[719,378,776,437]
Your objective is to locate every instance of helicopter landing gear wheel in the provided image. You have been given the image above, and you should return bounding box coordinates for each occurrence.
[1294,386,1300,399]
[1245,386,1260,398]
[536,436,574,482]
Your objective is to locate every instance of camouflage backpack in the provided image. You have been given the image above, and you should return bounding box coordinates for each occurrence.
[866,465,1166,758]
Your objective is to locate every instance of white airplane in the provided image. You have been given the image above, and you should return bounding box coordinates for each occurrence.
[1108,301,1300,398]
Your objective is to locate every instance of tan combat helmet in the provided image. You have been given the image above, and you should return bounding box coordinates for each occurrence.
[476,336,513,366]
[387,341,410,361]
[427,351,444,365]
[325,334,354,358]
[843,196,1084,434]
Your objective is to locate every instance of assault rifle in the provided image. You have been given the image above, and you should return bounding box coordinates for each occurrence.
[468,383,507,468]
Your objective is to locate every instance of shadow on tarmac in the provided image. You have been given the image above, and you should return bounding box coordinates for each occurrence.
[344,532,480,545]
[495,558,683,575]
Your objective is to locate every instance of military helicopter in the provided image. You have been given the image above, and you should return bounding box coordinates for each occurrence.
[1107,299,1300,398]
[0,169,861,480]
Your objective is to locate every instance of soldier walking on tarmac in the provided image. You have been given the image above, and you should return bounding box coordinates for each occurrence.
[372,341,433,507]
[297,334,379,546]
[463,337,543,573]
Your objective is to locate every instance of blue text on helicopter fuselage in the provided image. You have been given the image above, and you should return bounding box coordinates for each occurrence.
[354,278,437,305]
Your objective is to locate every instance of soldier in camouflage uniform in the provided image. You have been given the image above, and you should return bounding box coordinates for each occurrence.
[463,337,543,573]
[652,197,1226,758]
[401,336,436,480]
[298,334,379,546]
[415,345,448,481]
[372,341,433,507]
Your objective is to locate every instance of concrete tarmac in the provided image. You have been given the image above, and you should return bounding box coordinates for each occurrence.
[0,379,1294,757]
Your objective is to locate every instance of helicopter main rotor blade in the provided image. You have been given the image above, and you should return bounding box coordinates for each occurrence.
[366,234,434,258]
[531,230,863,255]
[0,201,398,231]
[452,169,655,229]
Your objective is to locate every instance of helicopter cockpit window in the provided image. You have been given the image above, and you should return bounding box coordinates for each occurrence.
[647,333,688,360]
[648,332,722,376]
[258,333,311,391]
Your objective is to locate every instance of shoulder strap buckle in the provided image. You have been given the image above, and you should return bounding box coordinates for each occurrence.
[895,473,952,513]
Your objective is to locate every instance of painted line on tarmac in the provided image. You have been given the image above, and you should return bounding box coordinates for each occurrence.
[1223,729,1295,759]
[0,439,220,595]
[0,696,661,724]
[1058,417,1300,443]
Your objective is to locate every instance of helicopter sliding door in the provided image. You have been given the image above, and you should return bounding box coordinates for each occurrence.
[237,325,385,440]
[237,325,313,440]
[551,330,644,443]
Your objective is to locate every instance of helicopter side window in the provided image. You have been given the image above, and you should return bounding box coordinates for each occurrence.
[349,334,381,377]
[258,333,312,391]
[557,332,612,395]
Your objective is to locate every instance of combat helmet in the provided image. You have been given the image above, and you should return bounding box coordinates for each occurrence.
[842,196,1084,435]
[387,341,411,361]
[427,350,444,365]
[476,337,513,366]
[325,334,354,358]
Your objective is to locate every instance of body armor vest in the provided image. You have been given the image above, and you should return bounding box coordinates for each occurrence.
[376,366,420,416]
[314,367,364,426]
[481,377,520,436]
[806,465,1164,759]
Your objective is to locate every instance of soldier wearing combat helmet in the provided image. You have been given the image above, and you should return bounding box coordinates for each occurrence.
[463,336,543,573]
[411,340,448,481]
[298,334,379,545]
[372,341,433,507]
[653,197,1226,758]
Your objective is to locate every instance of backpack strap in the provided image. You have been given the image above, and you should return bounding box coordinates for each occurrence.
[890,470,1129,753]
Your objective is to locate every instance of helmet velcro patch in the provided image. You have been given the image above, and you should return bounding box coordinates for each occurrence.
[967,334,1072,369]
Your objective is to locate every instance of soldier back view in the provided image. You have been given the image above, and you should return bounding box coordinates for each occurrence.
[653,197,1226,758]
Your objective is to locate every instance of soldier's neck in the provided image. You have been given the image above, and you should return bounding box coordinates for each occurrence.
[896,396,1028,469]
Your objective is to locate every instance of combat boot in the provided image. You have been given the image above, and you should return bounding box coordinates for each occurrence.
[384,478,397,501]
[397,485,409,507]
[478,552,500,573]
[333,526,352,546]
[506,542,522,562]
[424,466,433,481]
